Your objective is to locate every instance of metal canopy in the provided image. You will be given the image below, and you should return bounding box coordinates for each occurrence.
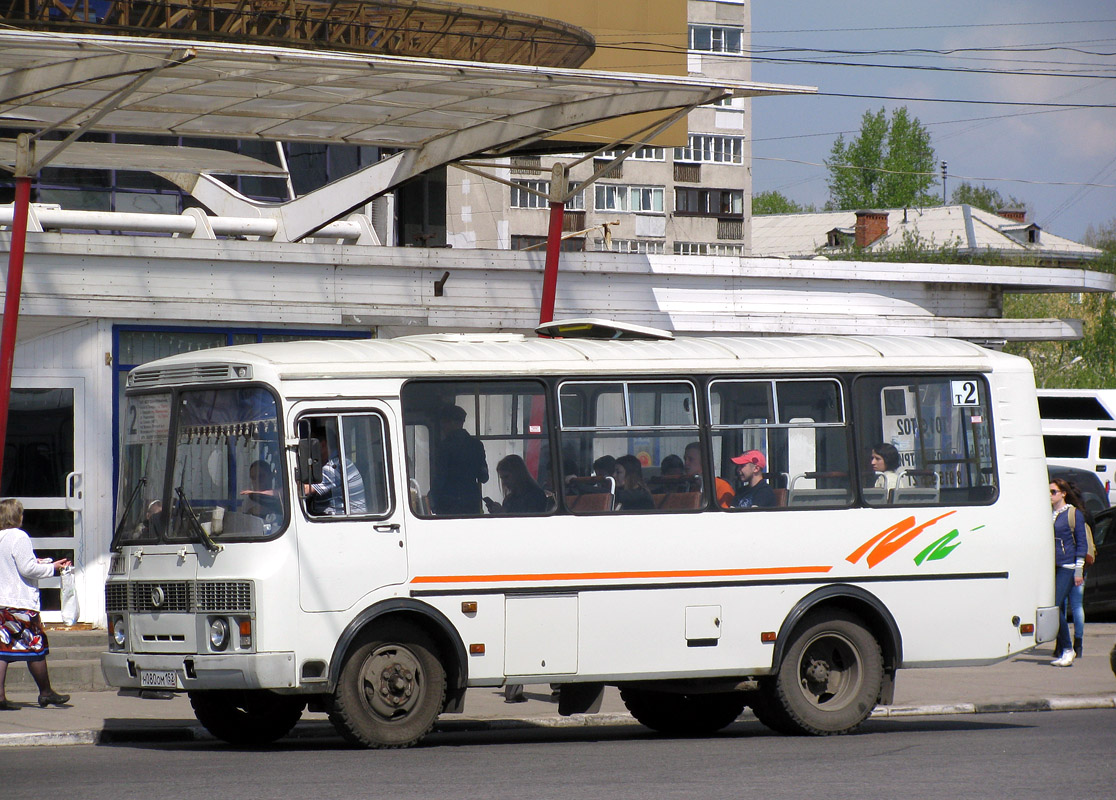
[0,139,286,174]
[0,31,813,149]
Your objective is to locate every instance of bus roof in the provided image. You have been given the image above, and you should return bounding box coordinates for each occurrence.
[130,332,1020,386]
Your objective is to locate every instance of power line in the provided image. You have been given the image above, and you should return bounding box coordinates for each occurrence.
[815,91,1114,108]
[753,19,1116,35]
[756,155,1116,190]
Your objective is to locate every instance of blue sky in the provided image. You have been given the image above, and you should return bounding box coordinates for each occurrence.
[748,1,1115,242]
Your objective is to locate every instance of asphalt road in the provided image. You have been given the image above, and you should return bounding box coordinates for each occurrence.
[7,709,1113,799]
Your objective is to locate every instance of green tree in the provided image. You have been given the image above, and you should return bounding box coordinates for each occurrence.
[1083,218,1116,251]
[826,107,938,210]
[950,182,1027,215]
[752,190,813,215]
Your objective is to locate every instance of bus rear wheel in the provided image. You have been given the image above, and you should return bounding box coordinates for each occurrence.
[620,688,747,736]
[764,610,883,736]
[189,690,305,746]
[329,622,446,749]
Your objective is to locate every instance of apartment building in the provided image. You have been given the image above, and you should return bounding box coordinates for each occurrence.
[445,1,754,256]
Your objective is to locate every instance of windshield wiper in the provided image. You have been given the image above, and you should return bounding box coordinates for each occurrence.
[174,486,223,553]
[110,477,146,553]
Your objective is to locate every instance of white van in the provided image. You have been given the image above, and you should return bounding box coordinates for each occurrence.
[1038,389,1116,503]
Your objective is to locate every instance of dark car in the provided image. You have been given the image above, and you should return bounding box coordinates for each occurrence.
[1084,506,1116,616]
[1048,465,1115,616]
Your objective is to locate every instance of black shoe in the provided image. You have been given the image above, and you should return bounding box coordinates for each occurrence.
[37,692,69,707]
[0,700,18,711]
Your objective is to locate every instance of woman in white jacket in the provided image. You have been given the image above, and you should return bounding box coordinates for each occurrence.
[0,498,72,710]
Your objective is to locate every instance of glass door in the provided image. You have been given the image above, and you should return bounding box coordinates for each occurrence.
[1,378,84,623]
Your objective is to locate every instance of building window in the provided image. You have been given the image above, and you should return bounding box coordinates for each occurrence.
[674,134,745,165]
[674,242,746,256]
[594,184,664,213]
[689,25,745,54]
[510,180,584,210]
[591,238,665,254]
[675,188,744,217]
[601,147,666,161]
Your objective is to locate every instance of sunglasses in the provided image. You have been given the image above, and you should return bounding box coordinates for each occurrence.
[1050,489,1062,495]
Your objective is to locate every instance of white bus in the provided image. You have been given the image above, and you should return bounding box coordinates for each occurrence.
[101,322,1058,747]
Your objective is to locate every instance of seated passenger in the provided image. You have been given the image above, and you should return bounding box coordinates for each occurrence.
[614,454,654,511]
[593,454,617,480]
[684,441,733,508]
[731,450,776,509]
[484,454,548,514]
[870,442,901,496]
[659,454,685,478]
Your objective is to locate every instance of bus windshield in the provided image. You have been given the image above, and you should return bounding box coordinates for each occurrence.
[115,387,286,546]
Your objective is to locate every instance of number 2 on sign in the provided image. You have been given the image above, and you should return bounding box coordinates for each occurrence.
[951,380,978,406]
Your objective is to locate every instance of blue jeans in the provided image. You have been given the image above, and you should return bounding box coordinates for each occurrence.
[1054,567,1080,654]
[1065,578,1085,644]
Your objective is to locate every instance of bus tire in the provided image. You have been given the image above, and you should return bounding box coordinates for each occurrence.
[769,610,883,736]
[745,682,798,735]
[620,688,747,736]
[189,690,304,746]
[329,622,446,749]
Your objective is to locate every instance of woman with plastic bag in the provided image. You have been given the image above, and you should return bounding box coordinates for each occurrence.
[0,498,72,710]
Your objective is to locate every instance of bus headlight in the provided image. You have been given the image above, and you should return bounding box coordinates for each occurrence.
[209,618,229,651]
[111,616,127,649]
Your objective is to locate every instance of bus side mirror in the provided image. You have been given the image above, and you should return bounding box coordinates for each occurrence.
[298,438,324,485]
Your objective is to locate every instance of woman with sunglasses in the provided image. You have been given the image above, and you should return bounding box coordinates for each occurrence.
[1049,478,1088,667]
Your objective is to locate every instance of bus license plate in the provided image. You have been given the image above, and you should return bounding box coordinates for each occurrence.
[140,670,179,689]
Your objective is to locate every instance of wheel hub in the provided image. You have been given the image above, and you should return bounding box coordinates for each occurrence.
[380,664,415,707]
[803,657,831,689]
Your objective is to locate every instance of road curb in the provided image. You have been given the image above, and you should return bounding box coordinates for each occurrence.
[1,697,1113,748]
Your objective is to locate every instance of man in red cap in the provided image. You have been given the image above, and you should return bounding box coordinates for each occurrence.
[731,449,776,509]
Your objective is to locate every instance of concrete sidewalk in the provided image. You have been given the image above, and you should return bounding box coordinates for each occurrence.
[1,625,1113,748]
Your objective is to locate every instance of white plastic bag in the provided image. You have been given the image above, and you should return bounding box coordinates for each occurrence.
[60,566,79,626]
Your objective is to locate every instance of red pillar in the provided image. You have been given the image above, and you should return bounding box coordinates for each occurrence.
[0,176,32,485]
[538,200,565,325]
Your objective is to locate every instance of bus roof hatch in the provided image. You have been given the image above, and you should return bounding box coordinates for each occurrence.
[535,318,675,341]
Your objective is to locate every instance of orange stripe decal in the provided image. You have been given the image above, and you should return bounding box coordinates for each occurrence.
[411,565,833,585]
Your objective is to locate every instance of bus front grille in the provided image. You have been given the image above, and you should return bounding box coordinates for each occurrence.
[195,581,253,612]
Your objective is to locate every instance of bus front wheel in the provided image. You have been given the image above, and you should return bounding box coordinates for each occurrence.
[188,690,305,746]
[764,610,883,736]
[620,688,747,736]
[329,622,446,749]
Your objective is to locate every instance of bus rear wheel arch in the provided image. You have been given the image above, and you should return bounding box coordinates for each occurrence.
[328,620,447,749]
[757,609,884,736]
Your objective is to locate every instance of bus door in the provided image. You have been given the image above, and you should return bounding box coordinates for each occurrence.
[292,404,407,613]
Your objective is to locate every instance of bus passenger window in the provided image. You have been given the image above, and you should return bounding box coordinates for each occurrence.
[854,375,997,506]
[709,379,851,510]
[298,413,389,518]
[558,380,700,513]
[401,380,551,518]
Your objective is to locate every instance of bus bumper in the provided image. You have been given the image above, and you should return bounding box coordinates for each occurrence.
[101,651,297,692]
[1035,605,1060,645]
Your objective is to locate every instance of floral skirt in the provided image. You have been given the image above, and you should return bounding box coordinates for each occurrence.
[0,607,49,661]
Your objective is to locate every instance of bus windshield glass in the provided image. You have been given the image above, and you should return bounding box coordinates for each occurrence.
[115,387,286,546]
